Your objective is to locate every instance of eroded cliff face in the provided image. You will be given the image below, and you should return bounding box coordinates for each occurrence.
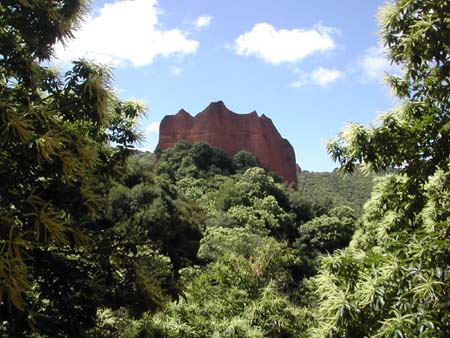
[156,101,298,188]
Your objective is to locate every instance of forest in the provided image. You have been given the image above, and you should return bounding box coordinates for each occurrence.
[1,0,449,337]
[298,169,374,217]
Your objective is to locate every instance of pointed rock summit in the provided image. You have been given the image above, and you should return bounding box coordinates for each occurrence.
[156,101,298,188]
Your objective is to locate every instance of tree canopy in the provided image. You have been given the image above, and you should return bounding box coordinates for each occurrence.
[1,0,145,335]
[312,0,450,336]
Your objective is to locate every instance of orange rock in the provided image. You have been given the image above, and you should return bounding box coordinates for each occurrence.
[156,101,298,188]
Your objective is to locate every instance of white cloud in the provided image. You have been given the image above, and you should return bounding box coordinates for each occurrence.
[170,66,182,76]
[290,67,343,88]
[145,121,160,135]
[195,15,212,29]
[359,45,400,81]
[54,0,199,67]
[289,68,308,88]
[311,67,343,86]
[135,146,155,153]
[289,80,305,88]
[235,23,337,64]
[139,120,161,152]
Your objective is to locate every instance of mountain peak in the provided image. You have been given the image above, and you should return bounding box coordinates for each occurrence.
[176,108,192,116]
[156,102,298,188]
[201,100,231,115]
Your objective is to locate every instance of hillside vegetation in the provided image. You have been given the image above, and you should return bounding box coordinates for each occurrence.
[298,169,375,216]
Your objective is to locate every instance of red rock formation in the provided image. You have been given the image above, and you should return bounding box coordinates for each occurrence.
[156,101,298,188]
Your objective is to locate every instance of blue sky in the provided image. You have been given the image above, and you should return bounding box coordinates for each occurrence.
[54,0,399,171]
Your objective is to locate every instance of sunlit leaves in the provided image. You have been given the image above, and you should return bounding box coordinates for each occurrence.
[148,246,304,338]
[311,167,450,336]
[0,241,30,310]
[0,112,34,144]
[0,2,145,328]
[35,131,65,162]
[328,0,450,180]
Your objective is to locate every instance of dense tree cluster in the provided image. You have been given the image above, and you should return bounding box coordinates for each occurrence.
[0,0,145,335]
[298,169,375,216]
[111,143,350,337]
[1,0,448,337]
[312,0,450,336]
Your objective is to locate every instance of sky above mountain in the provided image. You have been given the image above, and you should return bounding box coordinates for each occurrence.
[53,0,399,171]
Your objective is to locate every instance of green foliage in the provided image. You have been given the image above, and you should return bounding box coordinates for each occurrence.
[87,307,147,338]
[1,1,401,335]
[282,206,357,307]
[298,169,375,216]
[0,1,155,336]
[155,141,235,180]
[311,172,450,337]
[0,0,89,64]
[312,0,450,336]
[162,145,301,240]
[233,150,261,173]
[117,150,156,188]
[197,226,270,262]
[201,166,299,241]
[328,1,450,180]
[297,207,355,255]
[156,142,265,183]
[120,141,356,338]
[146,239,308,338]
[106,172,203,273]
